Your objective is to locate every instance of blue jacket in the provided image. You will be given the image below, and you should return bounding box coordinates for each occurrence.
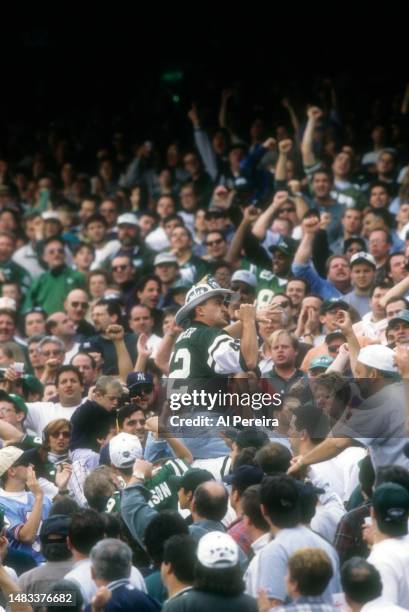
[291,262,342,299]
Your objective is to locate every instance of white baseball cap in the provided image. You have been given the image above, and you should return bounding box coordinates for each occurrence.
[350,251,376,268]
[117,213,138,227]
[357,344,397,373]
[197,531,239,569]
[42,211,61,222]
[0,446,24,477]
[231,270,257,288]
[154,252,178,266]
[109,433,143,469]
[0,297,16,311]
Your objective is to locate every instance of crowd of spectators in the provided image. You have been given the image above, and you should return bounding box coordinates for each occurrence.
[0,78,408,610]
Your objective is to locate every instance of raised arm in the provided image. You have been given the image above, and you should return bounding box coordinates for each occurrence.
[188,104,218,180]
[293,216,320,265]
[282,98,300,139]
[401,83,409,116]
[106,325,134,382]
[134,333,152,373]
[334,310,361,376]
[288,179,309,220]
[145,416,193,464]
[252,191,289,240]
[236,304,258,371]
[0,420,24,444]
[225,205,261,265]
[275,139,293,183]
[379,273,409,309]
[288,436,352,476]
[219,88,234,130]
[18,468,44,544]
[154,322,182,375]
[301,106,323,167]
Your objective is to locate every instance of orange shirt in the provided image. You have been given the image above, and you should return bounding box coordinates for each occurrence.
[301,335,374,372]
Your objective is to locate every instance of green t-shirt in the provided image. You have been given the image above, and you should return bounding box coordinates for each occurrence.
[0,261,32,294]
[23,266,86,315]
[242,260,287,306]
[105,458,190,513]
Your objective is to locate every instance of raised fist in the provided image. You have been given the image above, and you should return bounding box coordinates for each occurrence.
[307,106,323,121]
[278,139,293,154]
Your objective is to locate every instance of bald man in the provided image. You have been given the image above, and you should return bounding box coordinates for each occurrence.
[64,289,95,339]
[46,312,80,364]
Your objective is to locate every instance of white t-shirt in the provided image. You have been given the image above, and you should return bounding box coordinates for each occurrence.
[145,226,170,252]
[26,402,81,436]
[64,343,81,364]
[368,537,409,608]
[64,558,146,605]
[244,532,270,597]
[362,598,407,611]
[90,240,120,270]
[311,495,345,544]
[310,447,366,503]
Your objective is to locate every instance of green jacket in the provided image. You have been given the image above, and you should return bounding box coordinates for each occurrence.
[0,261,32,294]
[23,265,86,314]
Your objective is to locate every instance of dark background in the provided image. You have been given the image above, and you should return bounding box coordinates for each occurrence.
[0,13,406,154]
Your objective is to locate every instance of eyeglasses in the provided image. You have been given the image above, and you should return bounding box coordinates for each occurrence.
[71,301,89,309]
[127,418,146,426]
[280,207,296,213]
[47,248,64,255]
[206,239,224,247]
[50,431,70,439]
[112,265,129,272]
[42,350,63,357]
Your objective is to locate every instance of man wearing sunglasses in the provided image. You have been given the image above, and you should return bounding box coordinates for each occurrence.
[104,213,154,273]
[64,289,96,340]
[23,237,87,315]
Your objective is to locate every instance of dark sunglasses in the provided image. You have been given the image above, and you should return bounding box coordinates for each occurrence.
[112,265,129,272]
[280,207,296,213]
[274,300,289,309]
[71,301,88,309]
[50,431,70,439]
[47,248,64,255]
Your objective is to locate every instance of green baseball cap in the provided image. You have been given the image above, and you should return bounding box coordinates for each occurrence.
[0,390,27,415]
[21,375,44,397]
[309,356,334,371]
[8,394,28,415]
[373,483,409,536]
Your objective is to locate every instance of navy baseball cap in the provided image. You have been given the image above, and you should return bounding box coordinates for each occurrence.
[126,372,153,396]
[40,514,70,542]
[320,298,349,315]
[223,465,264,493]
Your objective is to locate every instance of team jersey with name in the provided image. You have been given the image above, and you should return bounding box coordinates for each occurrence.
[105,458,190,513]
